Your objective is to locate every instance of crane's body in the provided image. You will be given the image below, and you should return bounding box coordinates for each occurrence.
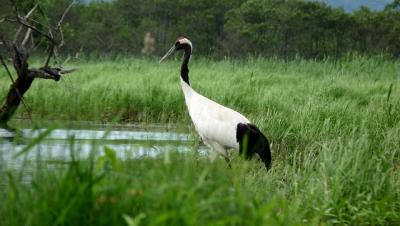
[181,78,249,154]
[160,37,271,169]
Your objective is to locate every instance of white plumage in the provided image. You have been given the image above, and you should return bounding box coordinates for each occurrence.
[181,78,249,156]
[160,37,271,168]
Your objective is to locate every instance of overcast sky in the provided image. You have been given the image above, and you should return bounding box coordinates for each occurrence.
[82,0,394,12]
[321,0,393,12]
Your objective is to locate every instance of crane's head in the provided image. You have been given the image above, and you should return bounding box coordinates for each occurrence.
[159,37,192,63]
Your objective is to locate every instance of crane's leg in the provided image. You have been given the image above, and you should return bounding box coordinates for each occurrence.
[224,156,232,169]
[203,139,231,168]
[202,139,219,161]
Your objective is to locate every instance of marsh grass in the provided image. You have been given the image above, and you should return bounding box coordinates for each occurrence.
[0,56,399,225]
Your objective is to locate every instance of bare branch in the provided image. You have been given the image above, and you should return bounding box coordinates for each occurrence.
[12,17,54,43]
[29,31,35,50]
[44,29,55,67]
[59,26,65,48]
[12,44,25,74]
[60,68,75,74]
[25,17,55,30]
[28,67,75,81]
[43,1,76,68]
[25,4,39,21]
[57,1,76,29]
[13,3,39,44]
[29,68,60,80]
[29,36,43,53]
[36,4,54,29]
[21,28,32,47]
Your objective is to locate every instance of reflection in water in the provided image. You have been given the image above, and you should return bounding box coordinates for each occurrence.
[0,123,209,184]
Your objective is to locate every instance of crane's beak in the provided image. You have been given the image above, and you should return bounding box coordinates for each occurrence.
[159,45,176,63]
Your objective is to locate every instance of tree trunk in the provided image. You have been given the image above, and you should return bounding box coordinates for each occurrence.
[0,75,34,127]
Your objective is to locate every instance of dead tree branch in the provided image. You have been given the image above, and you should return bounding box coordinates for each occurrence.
[9,17,55,43]
[0,1,76,127]
[21,27,32,47]
[44,1,76,67]
[14,3,38,44]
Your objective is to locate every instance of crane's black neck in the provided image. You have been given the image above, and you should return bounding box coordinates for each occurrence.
[181,44,191,86]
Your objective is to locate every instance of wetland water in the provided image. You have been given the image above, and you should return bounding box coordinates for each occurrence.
[0,121,208,180]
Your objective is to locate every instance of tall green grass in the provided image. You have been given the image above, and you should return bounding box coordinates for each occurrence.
[1,139,303,226]
[0,56,399,125]
[0,56,399,225]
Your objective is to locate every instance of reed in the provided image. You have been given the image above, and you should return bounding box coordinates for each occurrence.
[0,56,399,225]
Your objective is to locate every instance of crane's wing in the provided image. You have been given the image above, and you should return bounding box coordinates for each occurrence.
[187,92,250,149]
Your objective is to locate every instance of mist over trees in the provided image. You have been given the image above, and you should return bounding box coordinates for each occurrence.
[1,0,400,59]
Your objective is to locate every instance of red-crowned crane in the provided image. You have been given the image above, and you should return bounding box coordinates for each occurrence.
[160,37,271,169]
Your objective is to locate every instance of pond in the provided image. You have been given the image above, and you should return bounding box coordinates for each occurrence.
[0,120,209,184]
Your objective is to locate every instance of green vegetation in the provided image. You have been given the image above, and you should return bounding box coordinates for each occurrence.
[1,1,399,225]
[1,57,399,225]
[1,0,400,58]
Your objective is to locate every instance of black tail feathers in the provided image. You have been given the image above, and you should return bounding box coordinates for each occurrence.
[236,123,272,170]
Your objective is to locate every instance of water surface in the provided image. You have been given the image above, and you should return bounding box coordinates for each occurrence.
[0,120,208,176]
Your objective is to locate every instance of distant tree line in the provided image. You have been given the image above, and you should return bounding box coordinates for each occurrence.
[1,0,400,59]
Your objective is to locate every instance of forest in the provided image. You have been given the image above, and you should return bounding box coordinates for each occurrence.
[1,0,400,59]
